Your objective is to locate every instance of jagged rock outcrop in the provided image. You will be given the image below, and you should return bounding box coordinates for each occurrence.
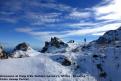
[41,37,68,53]
[0,46,8,59]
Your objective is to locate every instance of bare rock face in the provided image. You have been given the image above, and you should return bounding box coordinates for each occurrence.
[0,46,8,59]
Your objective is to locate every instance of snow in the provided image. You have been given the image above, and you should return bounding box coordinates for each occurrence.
[1,41,121,81]
[0,54,97,81]
[42,42,80,53]
[1,42,121,81]
[12,47,40,58]
[46,46,66,53]
[0,55,70,81]
[1,27,121,81]
[66,42,79,52]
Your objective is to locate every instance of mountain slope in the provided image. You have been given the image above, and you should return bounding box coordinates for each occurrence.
[11,42,40,58]
[81,27,121,81]
[0,54,97,81]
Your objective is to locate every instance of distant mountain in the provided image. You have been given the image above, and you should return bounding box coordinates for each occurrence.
[11,42,40,58]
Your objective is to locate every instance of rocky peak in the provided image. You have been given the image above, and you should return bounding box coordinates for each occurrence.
[51,37,61,43]
[14,42,29,51]
[12,42,40,58]
[50,37,67,48]
[41,37,68,53]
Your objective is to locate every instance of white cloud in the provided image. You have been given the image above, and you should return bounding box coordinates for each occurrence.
[0,18,17,23]
[29,1,74,12]
[62,23,121,37]
[15,27,57,41]
[92,32,105,36]
[14,0,121,41]
[26,12,62,25]
[69,11,91,18]
[69,22,96,27]
[94,0,121,20]
[65,0,121,36]
[15,21,121,41]
[15,28,33,32]
[41,3,74,12]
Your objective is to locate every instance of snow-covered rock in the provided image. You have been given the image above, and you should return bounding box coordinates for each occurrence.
[41,37,81,53]
[66,42,81,53]
[80,26,121,81]
[41,37,68,53]
[96,27,121,44]
[11,42,40,58]
[50,55,72,66]
[82,27,121,51]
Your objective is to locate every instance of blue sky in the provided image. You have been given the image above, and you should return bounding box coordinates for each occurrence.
[0,0,121,48]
